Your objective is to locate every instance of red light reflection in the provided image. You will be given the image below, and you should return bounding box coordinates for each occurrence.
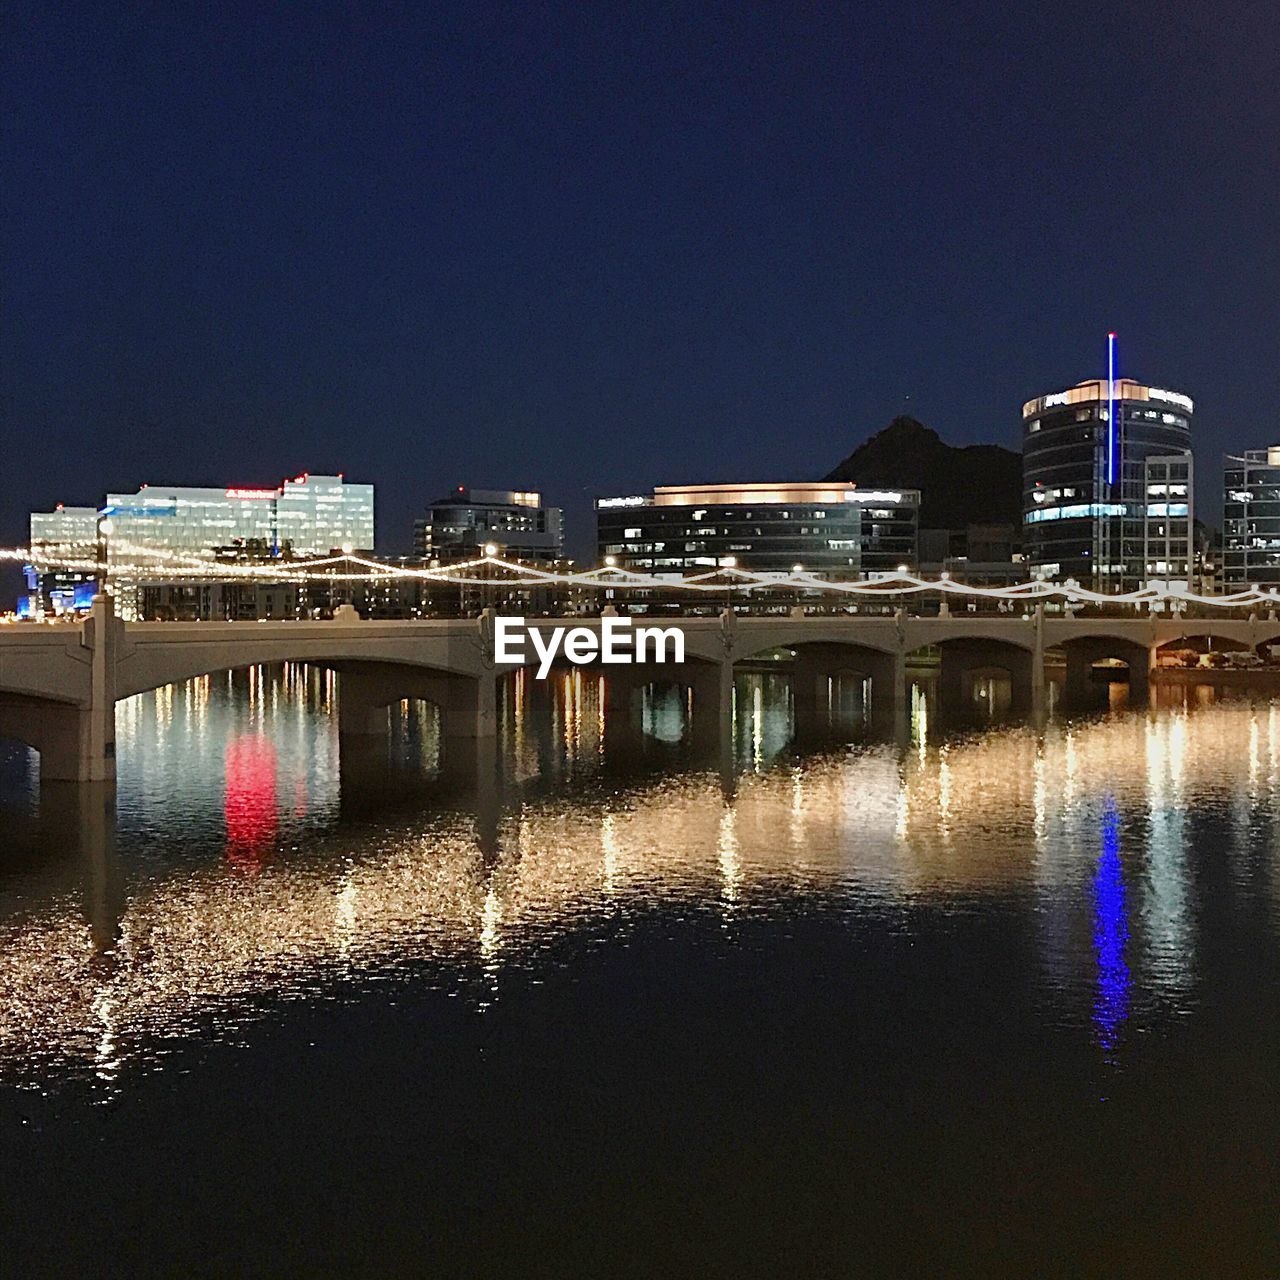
[225,734,279,870]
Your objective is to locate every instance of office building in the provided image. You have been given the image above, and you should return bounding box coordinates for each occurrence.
[918,524,1027,588]
[1223,448,1280,590]
[92,473,374,559]
[595,482,920,578]
[414,488,563,563]
[25,474,374,619]
[22,506,101,617]
[1141,455,1194,588]
[1022,362,1193,591]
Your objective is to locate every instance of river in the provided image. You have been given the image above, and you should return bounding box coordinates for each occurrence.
[1,667,1277,1275]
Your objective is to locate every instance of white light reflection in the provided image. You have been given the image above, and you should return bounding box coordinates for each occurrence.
[1144,710,1192,1003]
[478,888,502,1011]
[717,805,741,907]
[9,683,1280,1081]
[335,874,358,962]
[601,812,619,897]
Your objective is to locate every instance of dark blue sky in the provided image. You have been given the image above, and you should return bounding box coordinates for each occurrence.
[3,0,1277,561]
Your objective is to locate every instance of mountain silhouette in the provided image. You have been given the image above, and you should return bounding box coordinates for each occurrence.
[825,415,1022,529]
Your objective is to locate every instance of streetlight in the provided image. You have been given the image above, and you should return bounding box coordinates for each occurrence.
[482,543,498,616]
[723,556,737,615]
[340,542,355,609]
[96,515,114,598]
[603,556,619,613]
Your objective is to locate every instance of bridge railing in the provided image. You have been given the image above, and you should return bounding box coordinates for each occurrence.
[10,547,1279,622]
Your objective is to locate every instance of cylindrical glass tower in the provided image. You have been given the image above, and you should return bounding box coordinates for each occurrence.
[1022,372,1193,592]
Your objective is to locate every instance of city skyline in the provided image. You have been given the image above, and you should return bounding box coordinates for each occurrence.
[4,3,1277,565]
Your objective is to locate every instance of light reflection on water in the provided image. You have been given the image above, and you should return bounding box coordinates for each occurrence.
[0,667,1278,1090]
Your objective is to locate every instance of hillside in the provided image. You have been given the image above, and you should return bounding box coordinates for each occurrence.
[824,415,1022,529]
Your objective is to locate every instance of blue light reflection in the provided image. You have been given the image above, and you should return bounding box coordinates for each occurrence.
[1093,798,1130,1052]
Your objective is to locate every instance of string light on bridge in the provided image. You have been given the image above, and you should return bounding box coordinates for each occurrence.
[4,545,1280,611]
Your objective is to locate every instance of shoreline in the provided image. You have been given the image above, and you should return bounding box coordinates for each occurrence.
[1152,667,1280,685]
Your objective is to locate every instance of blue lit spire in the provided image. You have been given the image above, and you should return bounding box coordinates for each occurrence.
[1106,331,1117,487]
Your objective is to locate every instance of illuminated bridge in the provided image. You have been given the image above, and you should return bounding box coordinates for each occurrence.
[3,594,1280,783]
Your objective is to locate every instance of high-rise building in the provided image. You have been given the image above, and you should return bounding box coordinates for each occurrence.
[595,482,920,577]
[25,474,374,619]
[97,473,374,559]
[1022,350,1193,591]
[414,488,563,563]
[1223,448,1280,590]
[1141,455,1194,589]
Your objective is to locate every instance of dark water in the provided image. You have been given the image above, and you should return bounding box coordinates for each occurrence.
[2,667,1279,1277]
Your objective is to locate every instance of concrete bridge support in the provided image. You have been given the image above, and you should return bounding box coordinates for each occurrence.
[1031,607,1047,727]
[595,668,648,759]
[0,594,119,783]
[75,783,123,956]
[687,660,734,760]
[0,699,111,783]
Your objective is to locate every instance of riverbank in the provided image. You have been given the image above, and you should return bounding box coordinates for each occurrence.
[1154,667,1280,686]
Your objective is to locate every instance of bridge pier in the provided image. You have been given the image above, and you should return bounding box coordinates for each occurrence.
[601,669,640,742]
[0,701,114,783]
[337,668,391,738]
[75,782,123,956]
[0,594,120,783]
[443,672,498,741]
[689,660,734,758]
[1031,606,1047,726]
[889,648,909,743]
[1062,653,1095,709]
[790,656,826,742]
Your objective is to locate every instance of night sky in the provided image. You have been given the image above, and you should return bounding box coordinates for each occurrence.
[3,1,1277,569]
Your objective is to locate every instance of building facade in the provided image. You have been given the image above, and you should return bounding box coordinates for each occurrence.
[96,473,374,559]
[1141,455,1195,588]
[919,524,1027,588]
[595,482,920,578]
[24,506,101,617]
[1223,448,1280,590]
[414,488,563,563]
[1022,376,1193,591]
[25,474,374,619]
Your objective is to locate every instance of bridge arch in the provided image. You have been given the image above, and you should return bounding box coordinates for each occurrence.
[1052,633,1151,710]
[0,690,112,783]
[734,638,901,741]
[1152,630,1257,657]
[584,651,729,754]
[918,635,1039,723]
[116,632,487,702]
